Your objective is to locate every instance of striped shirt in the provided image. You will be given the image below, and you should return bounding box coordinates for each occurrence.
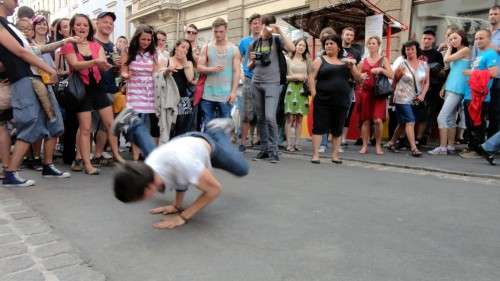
[127,52,155,113]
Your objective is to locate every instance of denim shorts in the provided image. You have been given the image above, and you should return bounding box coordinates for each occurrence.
[395,103,416,124]
[10,77,64,143]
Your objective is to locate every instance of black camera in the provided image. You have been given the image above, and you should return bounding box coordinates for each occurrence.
[255,51,271,66]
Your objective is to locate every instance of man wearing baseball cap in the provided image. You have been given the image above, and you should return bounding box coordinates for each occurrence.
[93,11,123,166]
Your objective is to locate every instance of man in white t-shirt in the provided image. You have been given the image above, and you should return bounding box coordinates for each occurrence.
[112,109,249,229]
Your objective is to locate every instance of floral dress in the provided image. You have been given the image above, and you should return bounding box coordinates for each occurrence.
[284,58,309,115]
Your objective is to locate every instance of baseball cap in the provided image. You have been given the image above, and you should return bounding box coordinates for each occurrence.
[97,11,116,22]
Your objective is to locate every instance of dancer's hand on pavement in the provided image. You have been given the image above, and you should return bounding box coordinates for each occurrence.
[153,215,186,229]
[150,205,179,215]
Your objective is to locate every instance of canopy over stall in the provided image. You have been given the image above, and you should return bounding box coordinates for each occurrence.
[282,0,408,58]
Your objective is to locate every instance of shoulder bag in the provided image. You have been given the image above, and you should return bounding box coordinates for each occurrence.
[63,43,86,102]
[373,58,393,99]
[403,60,424,107]
[192,46,209,106]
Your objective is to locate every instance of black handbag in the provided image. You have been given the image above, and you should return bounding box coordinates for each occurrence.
[65,72,85,101]
[374,58,392,98]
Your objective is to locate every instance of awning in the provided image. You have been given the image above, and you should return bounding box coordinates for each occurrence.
[282,0,407,39]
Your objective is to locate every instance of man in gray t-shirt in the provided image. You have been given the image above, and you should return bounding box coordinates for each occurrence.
[248,14,295,163]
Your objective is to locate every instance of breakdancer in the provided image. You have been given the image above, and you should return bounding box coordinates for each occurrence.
[112,108,249,229]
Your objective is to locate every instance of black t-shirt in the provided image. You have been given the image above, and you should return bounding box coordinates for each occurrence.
[420,48,444,87]
[342,45,362,64]
[0,17,33,83]
[96,38,118,94]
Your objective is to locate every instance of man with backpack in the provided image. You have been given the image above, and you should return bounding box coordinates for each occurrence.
[249,14,295,163]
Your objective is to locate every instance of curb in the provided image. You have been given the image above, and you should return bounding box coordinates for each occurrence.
[247,148,500,181]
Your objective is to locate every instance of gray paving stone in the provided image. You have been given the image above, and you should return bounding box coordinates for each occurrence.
[0,255,35,275]
[0,226,12,235]
[42,253,83,271]
[3,205,31,214]
[0,219,8,225]
[0,191,14,201]
[10,211,37,220]
[25,233,60,246]
[33,241,73,258]
[0,234,21,245]
[12,218,51,236]
[53,265,105,281]
[0,243,27,259]
[0,199,22,208]
[0,269,44,281]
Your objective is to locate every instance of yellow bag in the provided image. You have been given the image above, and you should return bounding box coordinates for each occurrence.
[112,92,127,114]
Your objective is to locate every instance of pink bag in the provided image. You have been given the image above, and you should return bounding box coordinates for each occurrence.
[192,46,209,106]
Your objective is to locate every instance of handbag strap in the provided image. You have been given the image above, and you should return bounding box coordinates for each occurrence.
[403,60,419,95]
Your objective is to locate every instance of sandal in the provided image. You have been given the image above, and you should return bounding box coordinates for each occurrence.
[331,159,343,164]
[84,168,100,175]
[411,149,423,157]
[311,159,320,164]
[384,143,399,153]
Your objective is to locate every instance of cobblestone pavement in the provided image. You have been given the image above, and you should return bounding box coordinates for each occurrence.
[0,188,106,281]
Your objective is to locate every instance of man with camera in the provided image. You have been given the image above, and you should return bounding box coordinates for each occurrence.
[249,14,295,163]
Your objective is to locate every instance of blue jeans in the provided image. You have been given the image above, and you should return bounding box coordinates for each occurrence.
[321,134,329,148]
[128,119,249,177]
[482,130,500,153]
[200,100,232,129]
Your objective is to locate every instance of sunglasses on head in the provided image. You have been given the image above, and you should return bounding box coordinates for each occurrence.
[186,30,197,35]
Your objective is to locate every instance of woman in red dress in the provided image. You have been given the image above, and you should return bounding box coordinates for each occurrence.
[358,36,393,155]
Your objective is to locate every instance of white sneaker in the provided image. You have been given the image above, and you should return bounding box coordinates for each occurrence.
[319,145,326,153]
[428,146,447,155]
[206,118,235,136]
[338,147,344,153]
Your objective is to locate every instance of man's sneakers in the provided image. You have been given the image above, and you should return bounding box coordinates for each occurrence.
[112,108,139,136]
[2,171,35,187]
[206,118,235,136]
[269,152,280,163]
[253,151,269,161]
[253,151,279,163]
[42,164,71,178]
[479,145,496,165]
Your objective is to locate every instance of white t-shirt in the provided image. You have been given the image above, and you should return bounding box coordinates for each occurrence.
[145,136,211,191]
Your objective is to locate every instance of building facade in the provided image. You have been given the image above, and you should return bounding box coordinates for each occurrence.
[126,0,494,59]
[18,0,127,42]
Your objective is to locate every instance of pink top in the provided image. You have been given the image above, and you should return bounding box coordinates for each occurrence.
[61,41,102,85]
[126,52,155,113]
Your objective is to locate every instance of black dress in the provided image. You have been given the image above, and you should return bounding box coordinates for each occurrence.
[170,68,193,137]
[313,56,352,136]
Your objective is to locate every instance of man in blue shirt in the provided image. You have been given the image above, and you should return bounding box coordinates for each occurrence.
[461,29,499,157]
[487,5,500,137]
[238,13,262,152]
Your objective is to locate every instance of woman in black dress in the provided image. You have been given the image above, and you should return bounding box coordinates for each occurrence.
[309,34,362,164]
[167,39,196,137]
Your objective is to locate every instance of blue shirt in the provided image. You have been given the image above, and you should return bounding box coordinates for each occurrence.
[492,29,500,78]
[239,36,255,79]
[464,48,499,101]
[445,59,470,96]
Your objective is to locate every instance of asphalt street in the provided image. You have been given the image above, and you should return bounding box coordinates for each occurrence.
[8,154,500,281]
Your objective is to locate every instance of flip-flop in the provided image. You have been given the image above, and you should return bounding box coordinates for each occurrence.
[311,159,320,164]
[331,159,343,164]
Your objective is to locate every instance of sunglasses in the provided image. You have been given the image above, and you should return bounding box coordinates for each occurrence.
[186,30,198,35]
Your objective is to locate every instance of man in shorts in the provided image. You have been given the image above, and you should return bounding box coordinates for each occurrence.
[112,108,249,229]
[238,13,262,152]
